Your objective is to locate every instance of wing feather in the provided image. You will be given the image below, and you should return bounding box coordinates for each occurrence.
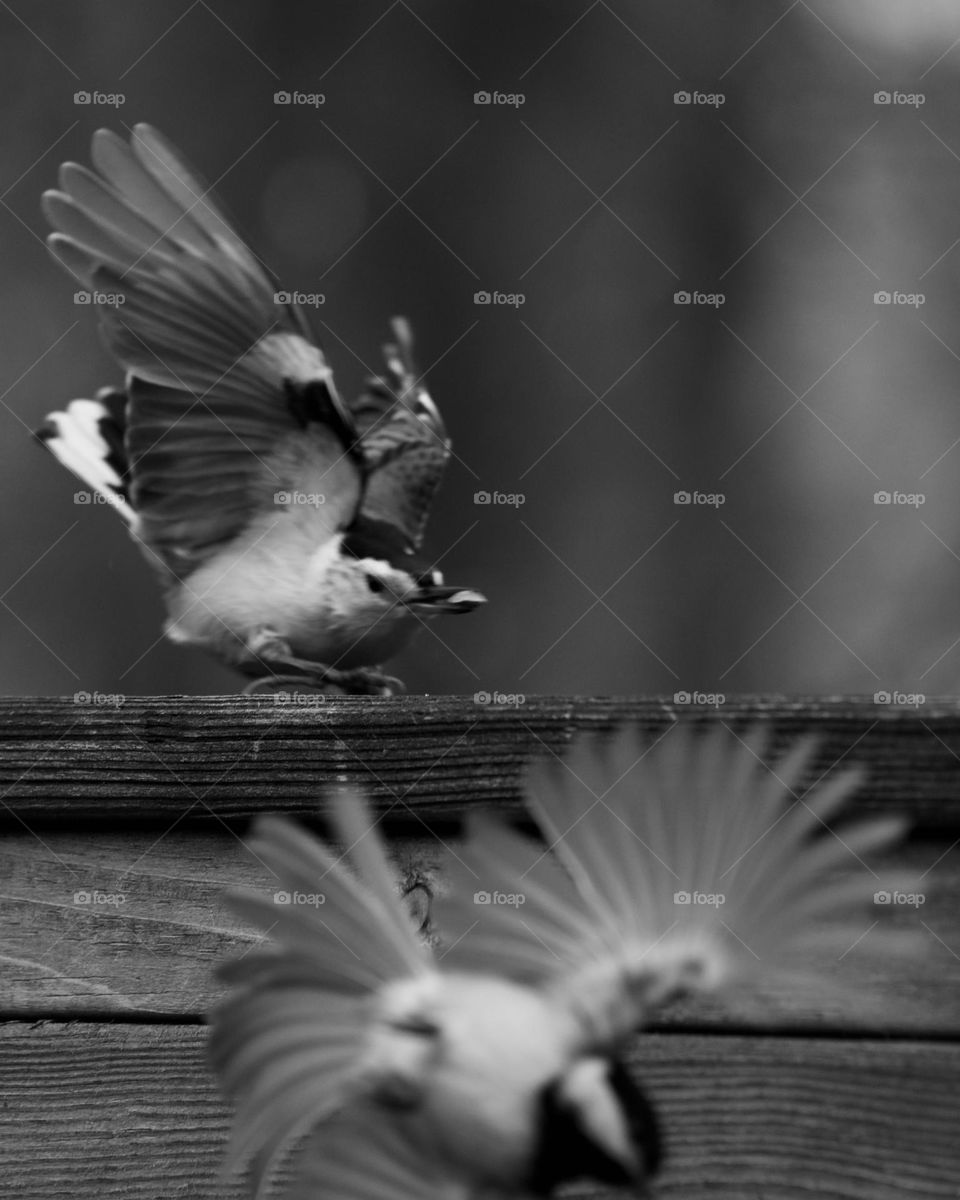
[43,125,357,575]
[210,795,437,1196]
[353,318,450,550]
[290,1108,468,1200]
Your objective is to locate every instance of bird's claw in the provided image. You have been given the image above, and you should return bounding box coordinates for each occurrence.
[242,664,406,698]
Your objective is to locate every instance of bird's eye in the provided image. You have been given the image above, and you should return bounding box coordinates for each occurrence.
[366,575,385,594]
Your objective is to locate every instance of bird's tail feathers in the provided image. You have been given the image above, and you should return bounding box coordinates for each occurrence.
[433,722,923,1037]
[35,387,136,528]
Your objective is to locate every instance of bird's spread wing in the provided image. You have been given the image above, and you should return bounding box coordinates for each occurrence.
[351,318,450,551]
[433,722,921,1046]
[43,124,361,574]
[209,795,437,1196]
[288,1108,469,1200]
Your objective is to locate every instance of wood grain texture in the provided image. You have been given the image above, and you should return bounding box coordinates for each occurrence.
[1,832,957,1031]
[1,695,960,825]
[0,1023,957,1200]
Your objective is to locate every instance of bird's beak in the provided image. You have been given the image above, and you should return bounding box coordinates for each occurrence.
[403,585,487,614]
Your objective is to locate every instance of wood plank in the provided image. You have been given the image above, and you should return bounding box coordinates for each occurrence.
[1,696,960,826]
[1,832,957,1032]
[0,1023,957,1200]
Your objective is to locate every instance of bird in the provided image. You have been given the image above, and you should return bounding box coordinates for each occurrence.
[208,721,921,1200]
[35,124,485,695]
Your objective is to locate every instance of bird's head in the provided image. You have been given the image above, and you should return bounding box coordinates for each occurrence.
[323,517,485,629]
[331,554,486,621]
[527,1056,662,1195]
[300,523,485,666]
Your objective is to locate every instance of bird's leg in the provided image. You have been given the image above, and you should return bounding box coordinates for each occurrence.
[240,629,405,696]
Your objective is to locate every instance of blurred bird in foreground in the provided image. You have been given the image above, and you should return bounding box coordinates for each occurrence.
[36,124,484,694]
[209,722,921,1199]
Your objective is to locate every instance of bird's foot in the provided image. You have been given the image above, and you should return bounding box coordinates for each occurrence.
[243,663,405,698]
[239,630,405,696]
[321,665,406,697]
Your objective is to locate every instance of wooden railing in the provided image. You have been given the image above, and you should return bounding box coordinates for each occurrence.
[1,696,958,1198]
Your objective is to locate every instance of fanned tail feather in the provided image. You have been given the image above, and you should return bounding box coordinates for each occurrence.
[434,722,923,1038]
[35,388,137,528]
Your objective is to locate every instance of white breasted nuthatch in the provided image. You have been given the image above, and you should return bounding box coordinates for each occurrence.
[210,722,920,1199]
[36,124,485,694]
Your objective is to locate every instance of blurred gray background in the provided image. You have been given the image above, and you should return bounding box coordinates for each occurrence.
[3,0,960,699]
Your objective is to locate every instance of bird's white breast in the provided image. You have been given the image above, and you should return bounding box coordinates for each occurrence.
[416,974,581,1186]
